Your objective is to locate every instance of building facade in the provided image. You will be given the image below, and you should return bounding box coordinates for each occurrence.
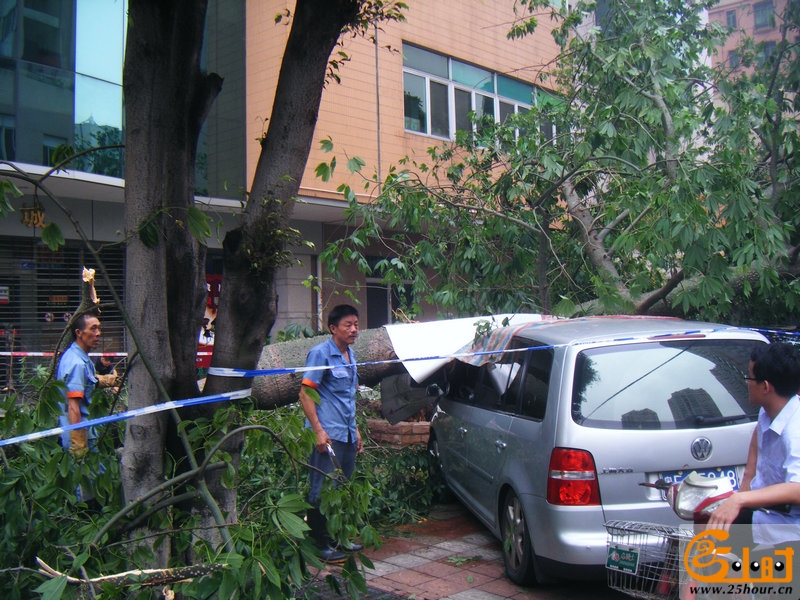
[707,0,790,70]
[0,0,558,384]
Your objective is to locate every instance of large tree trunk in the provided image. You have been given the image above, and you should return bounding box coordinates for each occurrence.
[199,0,366,540]
[121,0,221,566]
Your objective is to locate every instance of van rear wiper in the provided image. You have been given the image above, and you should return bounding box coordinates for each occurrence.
[694,414,753,427]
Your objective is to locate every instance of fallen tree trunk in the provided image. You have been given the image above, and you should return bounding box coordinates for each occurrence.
[250,327,405,409]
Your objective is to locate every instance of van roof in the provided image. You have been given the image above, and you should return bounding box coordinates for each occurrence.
[508,315,765,347]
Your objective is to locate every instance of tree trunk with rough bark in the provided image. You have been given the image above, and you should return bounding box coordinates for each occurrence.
[121,0,221,565]
[196,0,377,552]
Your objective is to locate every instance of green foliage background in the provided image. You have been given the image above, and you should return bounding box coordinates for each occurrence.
[0,369,442,599]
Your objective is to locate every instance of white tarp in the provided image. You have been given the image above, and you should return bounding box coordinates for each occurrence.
[383,313,545,383]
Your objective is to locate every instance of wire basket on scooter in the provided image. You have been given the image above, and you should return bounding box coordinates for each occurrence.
[605,520,695,600]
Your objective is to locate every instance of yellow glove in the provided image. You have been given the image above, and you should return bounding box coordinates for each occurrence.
[96,369,119,388]
[69,429,88,459]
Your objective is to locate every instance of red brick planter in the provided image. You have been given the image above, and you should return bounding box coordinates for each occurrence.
[365,417,430,447]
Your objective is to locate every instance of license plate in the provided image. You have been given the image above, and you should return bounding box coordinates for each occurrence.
[658,466,740,490]
[606,545,639,574]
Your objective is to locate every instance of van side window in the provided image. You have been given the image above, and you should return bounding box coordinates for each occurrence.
[518,342,553,420]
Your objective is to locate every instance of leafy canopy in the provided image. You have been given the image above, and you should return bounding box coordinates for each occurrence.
[322,0,800,324]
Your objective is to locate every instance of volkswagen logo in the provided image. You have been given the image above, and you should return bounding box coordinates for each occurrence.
[691,437,713,461]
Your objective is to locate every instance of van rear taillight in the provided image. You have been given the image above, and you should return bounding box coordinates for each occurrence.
[547,448,601,505]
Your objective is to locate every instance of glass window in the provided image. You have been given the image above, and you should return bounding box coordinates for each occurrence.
[475,93,494,120]
[500,101,514,124]
[0,1,16,57]
[454,88,471,133]
[22,0,74,70]
[758,40,777,66]
[74,74,123,176]
[402,43,536,139]
[753,1,774,30]
[42,133,65,165]
[0,59,14,109]
[403,44,447,78]
[0,113,14,160]
[429,80,449,138]
[76,0,125,85]
[75,74,122,130]
[726,10,737,29]
[519,344,552,419]
[452,59,493,92]
[729,50,740,69]
[488,341,553,418]
[17,61,72,165]
[572,340,762,430]
[498,75,534,104]
[403,72,427,133]
[475,93,494,136]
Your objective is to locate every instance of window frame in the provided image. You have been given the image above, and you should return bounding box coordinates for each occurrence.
[402,43,537,141]
[753,0,774,30]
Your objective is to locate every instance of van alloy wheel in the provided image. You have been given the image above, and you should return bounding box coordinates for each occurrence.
[501,489,548,586]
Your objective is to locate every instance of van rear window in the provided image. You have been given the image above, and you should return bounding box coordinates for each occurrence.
[572,339,763,429]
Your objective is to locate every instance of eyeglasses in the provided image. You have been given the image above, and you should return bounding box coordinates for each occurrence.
[743,376,761,382]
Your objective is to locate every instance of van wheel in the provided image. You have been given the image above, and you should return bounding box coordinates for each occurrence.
[500,490,548,586]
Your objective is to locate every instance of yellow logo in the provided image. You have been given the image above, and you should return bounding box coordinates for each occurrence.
[684,529,793,583]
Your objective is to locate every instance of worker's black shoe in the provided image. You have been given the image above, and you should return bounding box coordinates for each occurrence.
[318,545,347,564]
[339,541,363,552]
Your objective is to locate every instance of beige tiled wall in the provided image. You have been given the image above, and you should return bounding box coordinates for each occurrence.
[246,0,559,202]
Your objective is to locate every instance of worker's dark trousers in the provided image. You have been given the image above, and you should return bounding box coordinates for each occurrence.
[306,438,357,548]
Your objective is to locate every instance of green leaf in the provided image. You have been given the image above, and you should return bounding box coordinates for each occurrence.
[41,223,65,251]
[346,156,366,174]
[186,206,212,243]
[34,576,68,600]
[137,216,160,248]
[305,387,321,404]
[319,137,334,153]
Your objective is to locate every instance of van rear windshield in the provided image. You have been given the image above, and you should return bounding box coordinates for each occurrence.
[572,339,763,429]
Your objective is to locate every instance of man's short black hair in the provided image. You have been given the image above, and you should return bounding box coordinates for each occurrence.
[751,342,800,398]
[327,304,358,328]
[72,311,100,340]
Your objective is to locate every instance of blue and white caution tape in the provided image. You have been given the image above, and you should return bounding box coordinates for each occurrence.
[1,326,796,449]
[0,388,251,448]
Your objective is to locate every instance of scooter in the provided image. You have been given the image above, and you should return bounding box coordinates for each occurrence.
[607,473,790,600]
[641,471,735,525]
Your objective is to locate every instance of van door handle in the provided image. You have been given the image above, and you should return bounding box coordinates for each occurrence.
[495,440,507,451]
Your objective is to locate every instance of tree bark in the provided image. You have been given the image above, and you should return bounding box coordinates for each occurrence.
[197,0,368,550]
[121,0,221,565]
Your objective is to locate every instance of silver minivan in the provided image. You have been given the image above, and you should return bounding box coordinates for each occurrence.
[427,316,767,585]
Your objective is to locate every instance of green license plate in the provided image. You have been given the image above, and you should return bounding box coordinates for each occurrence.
[606,544,640,574]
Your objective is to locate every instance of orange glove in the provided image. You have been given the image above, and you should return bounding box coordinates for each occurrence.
[67,395,88,458]
[69,429,88,459]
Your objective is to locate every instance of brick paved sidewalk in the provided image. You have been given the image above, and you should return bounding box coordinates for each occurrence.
[306,503,629,600]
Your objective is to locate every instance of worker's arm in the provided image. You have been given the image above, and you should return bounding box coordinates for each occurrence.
[66,391,88,457]
[299,384,330,453]
[739,428,758,492]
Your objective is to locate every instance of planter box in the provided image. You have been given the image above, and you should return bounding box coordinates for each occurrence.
[365,417,430,447]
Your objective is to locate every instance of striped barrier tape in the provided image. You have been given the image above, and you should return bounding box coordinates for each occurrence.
[0,388,252,448]
[0,326,796,449]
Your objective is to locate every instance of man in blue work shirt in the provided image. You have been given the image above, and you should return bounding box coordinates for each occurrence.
[299,304,364,563]
[57,312,102,457]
